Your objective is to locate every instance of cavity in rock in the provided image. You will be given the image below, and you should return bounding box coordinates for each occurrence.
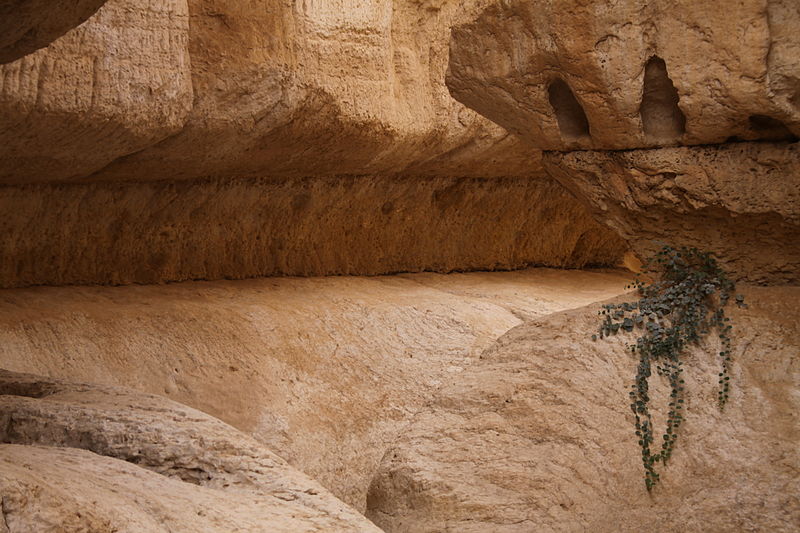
[548,78,591,142]
[748,115,799,142]
[640,56,686,143]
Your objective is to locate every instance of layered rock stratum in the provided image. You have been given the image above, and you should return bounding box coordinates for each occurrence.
[0,0,629,288]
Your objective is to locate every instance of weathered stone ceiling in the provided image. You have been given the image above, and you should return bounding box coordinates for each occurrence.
[0,0,628,288]
[447,0,800,150]
[0,0,540,184]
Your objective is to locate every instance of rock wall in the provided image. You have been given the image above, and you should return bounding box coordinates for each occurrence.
[447,0,800,151]
[0,176,625,287]
[0,0,108,64]
[0,0,629,287]
[447,0,800,283]
[366,285,800,532]
[543,142,800,284]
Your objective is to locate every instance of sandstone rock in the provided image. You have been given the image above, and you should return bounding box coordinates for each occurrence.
[366,286,800,532]
[0,0,636,287]
[0,175,627,288]
[0,0,108,64]
[0,370,381,532]
[542,142,800,283]
[0,0,541,185]
[85,0,541,182]
[447,0,800,150]
[0,269,633,510]
[0,0,193,183]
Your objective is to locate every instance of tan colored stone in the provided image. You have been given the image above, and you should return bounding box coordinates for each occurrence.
[87,0,541,182]
[0,175,626,288]
[0,0,541,185]
[447,0,800,150]
[2,445,370,533]
[0,0,193,183]
[0,269,633,510]
[0,370,380,532]
[0,0,108,64]
[542,142,800,283]
[366,286,800,532]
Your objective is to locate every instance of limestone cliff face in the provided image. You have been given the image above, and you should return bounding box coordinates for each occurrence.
[0,0,626,287]
[447,0,800,283]
[447,0,800,150]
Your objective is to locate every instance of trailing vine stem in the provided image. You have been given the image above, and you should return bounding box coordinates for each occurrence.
[592,245,746,491]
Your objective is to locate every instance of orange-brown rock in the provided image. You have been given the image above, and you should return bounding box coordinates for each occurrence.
[0,0,633,287]
[447,0,800,150]
[0,176,626,288]
[0,0,539,185]
[366,285,800,532]
[542,142,800,283]
[0,0,193,184]
[0,370,381,532]
[0,0,108,64]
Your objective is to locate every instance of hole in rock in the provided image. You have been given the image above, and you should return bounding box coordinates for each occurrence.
[640,56,686,142]
[548,78,591,142]
[0,382,58,398]
[748,115,799,142]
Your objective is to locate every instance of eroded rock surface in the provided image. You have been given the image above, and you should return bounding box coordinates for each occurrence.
[0,0,108,64]
[446,0,800,283]
[0,0,632,287]
[0,0,193,184]
[447,0,800,150]
[543,142,800,283]
[0,269,633,511]
[366,286,800,532]
[0,370,381,532]
[0,0,540,185]
[0,176,626,287]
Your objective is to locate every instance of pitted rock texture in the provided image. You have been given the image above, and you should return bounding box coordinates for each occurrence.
[0,0,108,64]
[447,0,800,150]
[0,175,626,288]
[0,370,381,532]
[0,269,633,511]
[366,286,800,532]
[542,142,800,283]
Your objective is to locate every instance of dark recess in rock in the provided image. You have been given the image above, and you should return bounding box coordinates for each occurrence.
[640,56,686,143]
[548,78,592,142]
[748,115,799,142]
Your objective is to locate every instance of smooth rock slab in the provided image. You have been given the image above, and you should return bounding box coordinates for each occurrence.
[366,286,800,532]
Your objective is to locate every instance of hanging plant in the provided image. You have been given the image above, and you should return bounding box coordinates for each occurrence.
[593,245,746,491]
